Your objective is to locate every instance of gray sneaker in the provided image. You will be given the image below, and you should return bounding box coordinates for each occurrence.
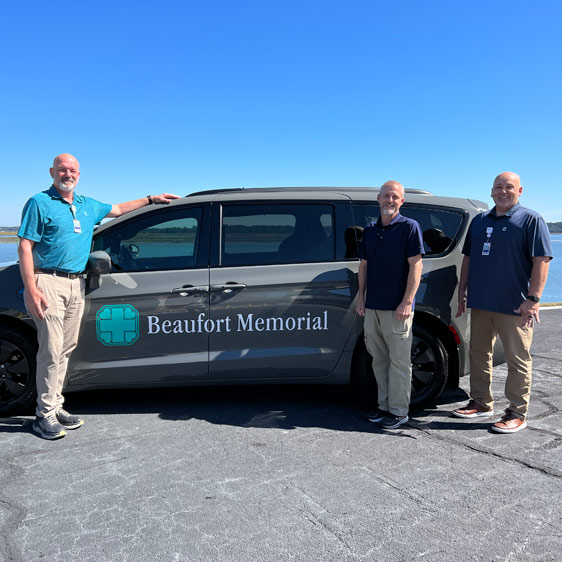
[33,415,67,440]
[55,407,84,430]
[367,409,390,423]
[381,414,409,429]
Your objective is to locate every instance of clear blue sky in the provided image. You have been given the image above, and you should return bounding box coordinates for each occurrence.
[2,0,561,225]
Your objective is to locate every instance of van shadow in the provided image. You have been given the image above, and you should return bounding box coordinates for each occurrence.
[59,383,476,434]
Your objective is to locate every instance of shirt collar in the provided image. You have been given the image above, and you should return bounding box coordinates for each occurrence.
[376,212,404,227]
[46,184,84,203]
[490,202,521,218]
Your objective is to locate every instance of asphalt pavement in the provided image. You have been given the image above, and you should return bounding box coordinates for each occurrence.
[1,308,561,562]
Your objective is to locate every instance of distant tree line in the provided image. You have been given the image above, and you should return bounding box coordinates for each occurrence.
[548,222,562,233]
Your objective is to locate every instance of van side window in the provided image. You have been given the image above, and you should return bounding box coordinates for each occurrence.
[221,204,334,266]
[350,204,464,256]
[93,208,202,271]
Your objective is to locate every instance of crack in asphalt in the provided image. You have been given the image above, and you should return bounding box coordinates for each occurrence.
[0,458,27,562]
[408,420,562,480]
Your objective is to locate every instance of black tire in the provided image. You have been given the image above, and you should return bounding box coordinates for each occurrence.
[0,327,37,416]
[353,322,448,408]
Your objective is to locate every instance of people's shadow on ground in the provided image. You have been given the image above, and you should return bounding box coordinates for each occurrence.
[3,383,480,435]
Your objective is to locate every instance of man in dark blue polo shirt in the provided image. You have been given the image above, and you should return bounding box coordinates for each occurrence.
[453,172,552,433]
[356,181,424,429]
[18,153,180,440]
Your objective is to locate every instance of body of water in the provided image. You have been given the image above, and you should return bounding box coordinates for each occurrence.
[2,234,562,302]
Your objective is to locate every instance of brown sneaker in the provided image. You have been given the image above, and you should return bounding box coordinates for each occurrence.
[491,413,527,434]
[452,400,494,419]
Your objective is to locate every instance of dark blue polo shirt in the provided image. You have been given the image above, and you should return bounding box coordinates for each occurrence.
[462,203,553,316]
[18,185,112,273]
[358,213,424,310]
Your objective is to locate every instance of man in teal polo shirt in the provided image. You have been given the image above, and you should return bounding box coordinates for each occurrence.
[18,153,179,439]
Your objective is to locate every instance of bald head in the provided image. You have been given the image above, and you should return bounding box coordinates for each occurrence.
[491,171,522,216]
[380,180,404,198]
[53,153,79,169]
[50,153,80,193]
[494,171,521,188]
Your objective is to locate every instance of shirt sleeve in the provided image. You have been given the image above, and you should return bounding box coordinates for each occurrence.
[358,229,367,260]
[88,198,113,224]
[406,221,425,257]
[529,215,554,259]
[17,198,43,242]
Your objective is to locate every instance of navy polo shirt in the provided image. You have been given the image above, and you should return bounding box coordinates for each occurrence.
[18,185,112,273]
[358,213,424,310]
[463,203,553,316]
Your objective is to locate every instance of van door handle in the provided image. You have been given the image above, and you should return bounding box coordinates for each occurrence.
[210,283,247,293]
[171,285,209,295]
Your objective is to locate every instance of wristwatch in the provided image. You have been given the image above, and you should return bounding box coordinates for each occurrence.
[147,195,154,204]
[526,295,540,303]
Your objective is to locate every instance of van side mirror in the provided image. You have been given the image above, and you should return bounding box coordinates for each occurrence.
[87,251,112,275]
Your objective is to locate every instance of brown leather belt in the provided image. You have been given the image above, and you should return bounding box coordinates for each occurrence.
[35,269,83,279]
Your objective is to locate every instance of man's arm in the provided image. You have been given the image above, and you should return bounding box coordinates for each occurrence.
[17,238,48,320]
[107,193,180,218]
[514,256,551,327]
[395,254,423,320]
[356,259,367,317]
[455,255,470,317]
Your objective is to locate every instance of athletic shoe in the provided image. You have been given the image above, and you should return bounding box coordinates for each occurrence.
[55,407,84,430]
[367,409,390,423]
[452,400,494,419]
[381,414,409,429]
[33,415,67,440]
[491,414,527,434]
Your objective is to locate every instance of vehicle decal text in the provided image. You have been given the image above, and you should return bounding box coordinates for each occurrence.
[146,311,328,335]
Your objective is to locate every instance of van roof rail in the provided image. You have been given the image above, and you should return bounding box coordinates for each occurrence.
[186,186,433,197]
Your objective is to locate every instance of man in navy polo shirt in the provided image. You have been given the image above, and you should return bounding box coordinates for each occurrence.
[356,181,424,429]
[453,172,552,433]
[18,153,179,440]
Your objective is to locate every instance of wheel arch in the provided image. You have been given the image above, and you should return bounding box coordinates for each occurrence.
[0,314,38,349]
[412,311,460,388]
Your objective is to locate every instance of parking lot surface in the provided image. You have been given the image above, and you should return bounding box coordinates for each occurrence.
[1,308,561,562]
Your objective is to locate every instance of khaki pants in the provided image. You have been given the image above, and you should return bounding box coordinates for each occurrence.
[469,308,534,420]
[364,309,413,417]
[26,273,85,418]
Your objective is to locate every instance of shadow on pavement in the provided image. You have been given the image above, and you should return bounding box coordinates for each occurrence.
[0,383,472,435]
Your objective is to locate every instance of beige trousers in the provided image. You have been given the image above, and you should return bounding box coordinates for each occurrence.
[364,309,413,417]
[26,273,85,418]
[469,308,534,420]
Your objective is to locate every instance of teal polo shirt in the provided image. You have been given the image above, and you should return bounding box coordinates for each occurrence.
[18,185,112,273]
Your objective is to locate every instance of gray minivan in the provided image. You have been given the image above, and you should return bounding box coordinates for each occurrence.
[0,187,487,415]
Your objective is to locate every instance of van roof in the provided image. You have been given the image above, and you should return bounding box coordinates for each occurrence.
[186,186,433,197]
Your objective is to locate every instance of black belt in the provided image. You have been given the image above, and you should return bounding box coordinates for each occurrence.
[35,269,83,279]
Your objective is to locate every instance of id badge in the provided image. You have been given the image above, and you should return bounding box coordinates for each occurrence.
[73,219,82,234]
[482,242,491,256]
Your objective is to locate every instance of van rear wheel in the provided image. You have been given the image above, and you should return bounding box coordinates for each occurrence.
[353,323,448,408]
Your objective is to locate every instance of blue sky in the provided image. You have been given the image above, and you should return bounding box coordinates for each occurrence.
[2,0,562,225]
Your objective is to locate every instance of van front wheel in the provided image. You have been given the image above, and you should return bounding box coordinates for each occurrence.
[0,327,37,416]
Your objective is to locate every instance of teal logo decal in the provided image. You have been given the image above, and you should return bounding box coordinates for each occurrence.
[96,305,139,346]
